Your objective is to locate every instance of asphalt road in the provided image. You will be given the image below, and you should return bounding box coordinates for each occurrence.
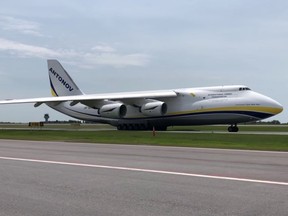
[0,140,287,216]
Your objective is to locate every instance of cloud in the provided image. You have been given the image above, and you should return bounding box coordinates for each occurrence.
[0,16,150,67]
[0,15,42,36]
[0,38,150,67]
[91,44,116,53]
[83,52,150,68]
[0,38,60,58]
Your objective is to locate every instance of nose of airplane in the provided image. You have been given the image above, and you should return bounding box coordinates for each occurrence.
[253,92,283,115]
[270,99,283,115]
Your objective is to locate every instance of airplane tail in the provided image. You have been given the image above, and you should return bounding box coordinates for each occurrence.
[47,60,84,96]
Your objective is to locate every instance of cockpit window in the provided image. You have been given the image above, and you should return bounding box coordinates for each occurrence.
[239,87,251,91]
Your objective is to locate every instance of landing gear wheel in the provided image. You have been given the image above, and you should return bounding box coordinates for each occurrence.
[228,124,239,132]
[228,126,233,132]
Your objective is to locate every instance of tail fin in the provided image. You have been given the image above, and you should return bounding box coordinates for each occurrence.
[47,59,84,96]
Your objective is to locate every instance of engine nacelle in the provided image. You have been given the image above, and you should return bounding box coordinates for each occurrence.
[140,101,167,116]
[99,103,127,118]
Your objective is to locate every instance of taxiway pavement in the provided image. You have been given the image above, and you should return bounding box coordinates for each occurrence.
[0,140,287,216]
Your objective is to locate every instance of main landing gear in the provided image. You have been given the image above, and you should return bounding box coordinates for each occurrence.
[117,124,167,131]
[228,124,239,132]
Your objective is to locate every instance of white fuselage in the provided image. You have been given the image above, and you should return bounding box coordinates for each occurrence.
[47,85,283,129]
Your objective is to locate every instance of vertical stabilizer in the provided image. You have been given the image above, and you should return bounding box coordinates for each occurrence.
[47,60,84,96]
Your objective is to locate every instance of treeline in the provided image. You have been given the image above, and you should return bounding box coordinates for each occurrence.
[0,120,82,124]
[246,120,282,125]
[43,120,82,124]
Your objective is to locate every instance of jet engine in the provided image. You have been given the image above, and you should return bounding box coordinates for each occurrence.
[99,103,127,118]
[140,101,167,116]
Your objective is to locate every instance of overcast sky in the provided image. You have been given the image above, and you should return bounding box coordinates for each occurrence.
[0,0,287,123]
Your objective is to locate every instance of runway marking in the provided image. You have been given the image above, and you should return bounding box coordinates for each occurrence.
[0,156,287,186]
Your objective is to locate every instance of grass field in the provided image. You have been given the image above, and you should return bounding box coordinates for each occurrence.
[0,124,287,151]
[169,125,288,132]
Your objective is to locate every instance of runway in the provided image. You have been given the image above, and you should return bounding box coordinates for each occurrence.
[0,140,287,216]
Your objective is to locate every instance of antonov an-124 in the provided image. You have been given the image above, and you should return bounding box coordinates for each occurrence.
[0,60,283,132]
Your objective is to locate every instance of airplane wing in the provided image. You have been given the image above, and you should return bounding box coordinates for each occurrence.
[0,90,177,107]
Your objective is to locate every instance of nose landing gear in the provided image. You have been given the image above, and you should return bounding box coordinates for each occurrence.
[228,124,239,132]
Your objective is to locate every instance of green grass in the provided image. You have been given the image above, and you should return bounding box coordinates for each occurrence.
[0,123,114,130]
[0,129,287,151]
[169,125,288,132]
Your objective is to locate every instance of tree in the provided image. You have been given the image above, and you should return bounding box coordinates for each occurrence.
[271,120,281,125]
[44,113,50,122]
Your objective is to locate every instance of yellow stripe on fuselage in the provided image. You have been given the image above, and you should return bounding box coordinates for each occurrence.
[168,106,283,116]
[124,106,282,119]
[51,88,57,97]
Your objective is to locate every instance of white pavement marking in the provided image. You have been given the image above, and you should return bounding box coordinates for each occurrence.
[0,156,287,186]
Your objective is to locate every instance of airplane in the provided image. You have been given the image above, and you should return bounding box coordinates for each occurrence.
[0,60,283,132]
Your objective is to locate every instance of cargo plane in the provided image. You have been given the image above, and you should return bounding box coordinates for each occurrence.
[0,60,283,132]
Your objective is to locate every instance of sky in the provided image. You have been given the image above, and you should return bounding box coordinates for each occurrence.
[0,0,287,123]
